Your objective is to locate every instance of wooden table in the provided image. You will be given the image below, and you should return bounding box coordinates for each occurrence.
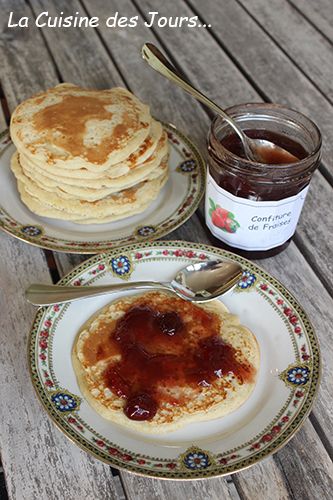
[1,1,332,498]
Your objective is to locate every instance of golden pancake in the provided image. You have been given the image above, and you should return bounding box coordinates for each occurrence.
[14,165,168,223]
[72,292,259,433]
[18,119,165,181]
[16,133,169,200]
[10,84,169,224]
[10,83,152,171]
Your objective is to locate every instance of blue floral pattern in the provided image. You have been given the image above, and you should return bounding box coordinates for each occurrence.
[183,450,211,470]
[238,271,256,290]
[110,255,132,277]
[51,392,79,412]
[287,367,309,385]
[178,159,196,173]
[137,226,156,237]
[20,225,42,237]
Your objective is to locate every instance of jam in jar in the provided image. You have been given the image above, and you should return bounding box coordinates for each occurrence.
[206,103,322,258]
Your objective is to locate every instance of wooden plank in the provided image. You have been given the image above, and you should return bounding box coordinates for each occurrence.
[188,0,333,182]
[236,0,333,102]
[0,105,7,130]
[54,214,212,276]
[296,170,333,295]
[232,459,291,500]
[272,420,333,500]
[84,0,259,106]
[0,0,58,111]
[235,420,333,500]
[28,0,124,89]
[120,474,240,500]
[0,234,120,500]
[0,1,122,498]
[289,0,333,43]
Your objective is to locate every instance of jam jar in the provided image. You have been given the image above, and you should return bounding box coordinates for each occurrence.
[205,103,322,258]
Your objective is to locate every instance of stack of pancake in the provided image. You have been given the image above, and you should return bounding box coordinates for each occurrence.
[10,84,169,224]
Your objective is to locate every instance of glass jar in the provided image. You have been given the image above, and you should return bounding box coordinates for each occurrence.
[205,103,322,259]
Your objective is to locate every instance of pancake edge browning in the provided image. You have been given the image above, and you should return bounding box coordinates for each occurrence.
[72,292,260,434]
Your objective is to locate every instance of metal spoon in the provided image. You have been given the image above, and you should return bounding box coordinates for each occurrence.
[25,260,243,306]
[142,43,298,164]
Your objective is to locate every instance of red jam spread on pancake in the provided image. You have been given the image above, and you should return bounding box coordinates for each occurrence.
[92,297,256,421]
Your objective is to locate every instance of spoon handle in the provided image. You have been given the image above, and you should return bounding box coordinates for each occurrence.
[142,43,246,145]
[25,282,172,306]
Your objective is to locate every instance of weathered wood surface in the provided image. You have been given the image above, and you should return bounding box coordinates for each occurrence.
[0,234,122,500]
[289,0,333,42]
[0,0,332,499]
[234,419,333,500]
[120,474,240,500]
[236,0,333,102]
[0,0,57,110]
[189,0,333,181]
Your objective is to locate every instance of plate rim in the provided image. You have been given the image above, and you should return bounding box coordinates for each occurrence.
[0,124,206,253]
[27,240,321,479]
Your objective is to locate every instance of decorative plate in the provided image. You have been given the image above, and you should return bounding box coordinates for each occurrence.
[0,125,205,253]
[28,241,320,479]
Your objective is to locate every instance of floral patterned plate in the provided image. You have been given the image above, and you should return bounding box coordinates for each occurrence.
[0,125,205,253]
[28,241,320,479]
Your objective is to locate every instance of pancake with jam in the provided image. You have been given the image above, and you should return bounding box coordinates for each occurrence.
[72,292,259,433]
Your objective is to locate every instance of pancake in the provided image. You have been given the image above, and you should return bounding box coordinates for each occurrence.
[16,132,169,200]
[72,292,259,433]
[10,84,169,224]
[16,181,164,224]
[10,83,152,172]
[14,164,168,223]
[18,119,165,181]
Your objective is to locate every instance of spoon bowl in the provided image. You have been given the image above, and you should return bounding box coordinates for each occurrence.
[25,260,243,306]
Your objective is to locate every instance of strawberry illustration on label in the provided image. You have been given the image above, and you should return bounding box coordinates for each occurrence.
[209,198,240,233]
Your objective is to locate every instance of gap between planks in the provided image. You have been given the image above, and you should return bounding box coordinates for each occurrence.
[233,0,333,106]
[286,0,333,46]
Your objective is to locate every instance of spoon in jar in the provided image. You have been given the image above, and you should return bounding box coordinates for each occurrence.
[25,260,243,306]
[142,42,298,164]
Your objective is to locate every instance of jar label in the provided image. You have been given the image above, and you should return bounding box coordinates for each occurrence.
[205,172,309,251]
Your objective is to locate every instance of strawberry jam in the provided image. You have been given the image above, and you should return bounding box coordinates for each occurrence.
[206,104,321,258]
[101,296,255,421]
[221,130,307,165]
